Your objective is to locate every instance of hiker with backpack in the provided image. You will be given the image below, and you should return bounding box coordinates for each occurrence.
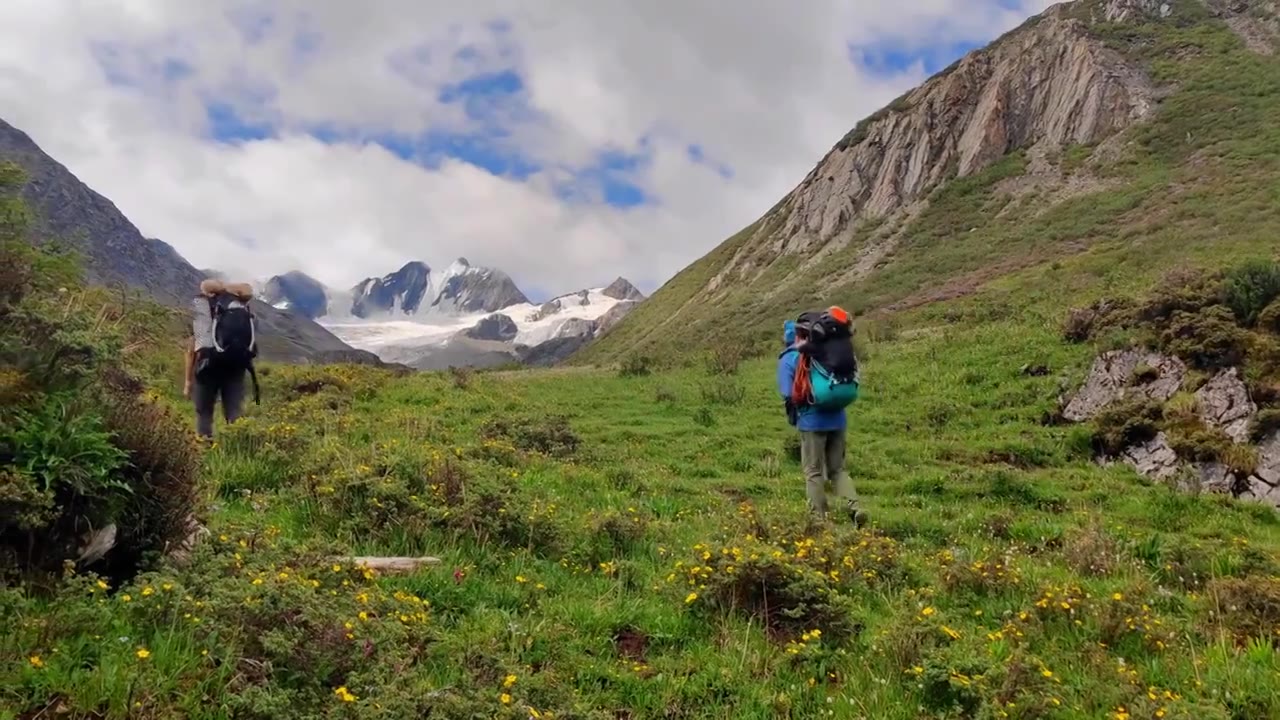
[183,279,260,439]
[777,307,867,526]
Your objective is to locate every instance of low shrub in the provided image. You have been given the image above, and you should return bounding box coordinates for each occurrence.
[1204,576,1280,646]
[1091,396,1163,456]
[1159,306,1249,370]
[480,415,580,458]
[618,354,653,378]
[1223,258,1280,328]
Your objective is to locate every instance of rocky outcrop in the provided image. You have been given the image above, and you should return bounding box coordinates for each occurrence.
[1066,348,1278,512]
[466,313,519,342]
[1118,432,1180,480]
[553,318,596,340]
[351,261,433,317]
[520,335,594,367]
[529,290,591,322]
[596,300,639,336]
[602,277,645,302]
[781,4,1155,248]
[431,258,529,314]
[262,270,329,319]
[1063,350,1186,422]
[1194,368,1256,443]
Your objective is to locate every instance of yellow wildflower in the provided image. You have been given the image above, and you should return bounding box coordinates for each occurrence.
[500,693,512,705]
[334,686,358,702]
[685,592,698,604]
[504,674,518,688]
[136,648,151,660]
[29,655,44,668]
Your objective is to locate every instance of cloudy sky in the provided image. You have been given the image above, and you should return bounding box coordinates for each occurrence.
[0,0,1053,300]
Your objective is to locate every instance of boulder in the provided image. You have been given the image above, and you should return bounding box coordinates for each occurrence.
[1196,462,1239,495]
[1118,432,1180,480]
[466,313,519,342]
[1254,430,1280,486]
[1194,368,1256,443]
[1063,350,1186,422]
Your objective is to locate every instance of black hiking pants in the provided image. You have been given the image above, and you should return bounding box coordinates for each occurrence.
[193,370,246,438]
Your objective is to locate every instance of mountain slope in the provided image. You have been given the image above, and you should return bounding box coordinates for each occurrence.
[580,0,1280,363]
[0,119,377,365]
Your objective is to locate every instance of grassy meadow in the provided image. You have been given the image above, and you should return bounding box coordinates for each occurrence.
[5,306,1280,719]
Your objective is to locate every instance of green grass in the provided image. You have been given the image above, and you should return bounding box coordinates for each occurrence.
[5,315,1280,719]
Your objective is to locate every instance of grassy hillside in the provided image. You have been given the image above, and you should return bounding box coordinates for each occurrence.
[579,0,1280,365]
[5,306,1280,717]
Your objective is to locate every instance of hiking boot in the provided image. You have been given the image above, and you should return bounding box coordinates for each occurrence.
[847,506,869,528]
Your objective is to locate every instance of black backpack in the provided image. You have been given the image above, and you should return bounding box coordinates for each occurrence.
[204,292,261,403]
[799,310,859,381]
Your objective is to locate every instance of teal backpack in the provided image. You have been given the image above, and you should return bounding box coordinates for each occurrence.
[809,360,859,410]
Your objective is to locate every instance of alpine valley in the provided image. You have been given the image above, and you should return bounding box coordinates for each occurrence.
[258,262,646,370]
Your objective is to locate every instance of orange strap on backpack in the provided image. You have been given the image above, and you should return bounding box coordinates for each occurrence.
[791,352,813,406]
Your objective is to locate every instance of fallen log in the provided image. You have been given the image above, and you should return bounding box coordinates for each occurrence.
[341,556,442,574]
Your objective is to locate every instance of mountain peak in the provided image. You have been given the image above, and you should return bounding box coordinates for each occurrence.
[602,277,645,302]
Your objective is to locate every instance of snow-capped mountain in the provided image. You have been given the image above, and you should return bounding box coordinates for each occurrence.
[260,270,329,319]
[258,260,645,368]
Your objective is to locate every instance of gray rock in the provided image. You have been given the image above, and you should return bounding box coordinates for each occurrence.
[431,259,529,314]
[1255,431,1280,486]
[1243,475,1280,509]
[553,317,596,339]
[1194,368,1256,443]
[529,298,563,322]
[466,313,519,342]
[350,261,433,317]
[1196,462,1239,495]
[520,335,594,367]
[602,277,646,301]
[1118,431,1180,480]
[596,300,639,336]
[1063,350,1186,422]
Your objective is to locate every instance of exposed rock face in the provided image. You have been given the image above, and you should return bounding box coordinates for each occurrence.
[466,313,519,342]
[1063,350,1186,422]
[1065,347,1277,512]
[1206,0,1280,54]
[553,318,596,340]
[1255,431,1280,486]
[602,277,645,302]
[1194,368,1256,443]
[781,5,1155,248]
[520,335,594,367]
[0,118,367,364]
[431,258,529,314]
[1119,432,1180,480]
[351,261,433,317]
[596,300,639,336]
[262,270,329,319]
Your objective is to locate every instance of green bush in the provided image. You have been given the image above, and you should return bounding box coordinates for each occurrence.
[1223,258,1280,328]
[1092,396,1163,456]
[617,354,653,378]
[1158,306,1248,370]
[0,176,200,579]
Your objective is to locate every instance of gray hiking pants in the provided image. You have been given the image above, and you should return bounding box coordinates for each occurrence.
[194,371,246,438]
[800,429,858,516]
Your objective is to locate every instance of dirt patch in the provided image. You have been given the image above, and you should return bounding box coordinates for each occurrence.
[613,627,649,662]
[1226,14,1278,55]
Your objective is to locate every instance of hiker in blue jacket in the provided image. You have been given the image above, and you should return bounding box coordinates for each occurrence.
[778,312,866,526]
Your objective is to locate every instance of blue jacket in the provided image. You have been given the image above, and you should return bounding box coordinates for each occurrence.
[778,347,846,432]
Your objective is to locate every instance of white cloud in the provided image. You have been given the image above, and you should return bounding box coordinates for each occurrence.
[0,0,1055,297]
